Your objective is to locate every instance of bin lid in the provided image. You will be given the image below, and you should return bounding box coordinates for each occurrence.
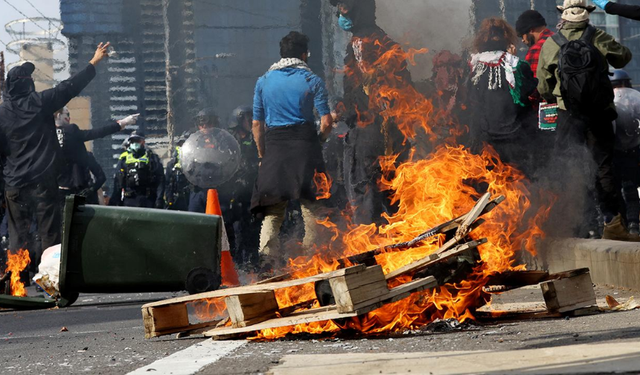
[0,295,57,310]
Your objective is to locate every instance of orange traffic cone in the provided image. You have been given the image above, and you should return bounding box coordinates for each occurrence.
[206,189,240,287]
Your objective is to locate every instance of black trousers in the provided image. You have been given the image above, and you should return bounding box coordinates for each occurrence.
[555,110,619,220]
[5,174,61,261]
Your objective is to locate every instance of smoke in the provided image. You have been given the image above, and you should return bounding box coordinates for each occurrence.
[376,0,474,81]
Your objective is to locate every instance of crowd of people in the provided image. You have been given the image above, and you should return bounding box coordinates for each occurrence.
[3,0,640,278]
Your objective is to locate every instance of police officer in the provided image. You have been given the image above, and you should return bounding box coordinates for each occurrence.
[224,106,259,265]
[112,132,165,208]
[188,109,220,213]
[165,131,191,211]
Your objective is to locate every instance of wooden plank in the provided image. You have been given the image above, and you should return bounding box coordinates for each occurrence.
[143,264,366,309]
[329,265,389,313]
[545,268,590,282]
[385,239,487,280]
[476,305,600,321]
[352,276,437,315]
[456,193,491,239]
[541,272,597,313]
[204,276,437,339]
[225,291,279,328]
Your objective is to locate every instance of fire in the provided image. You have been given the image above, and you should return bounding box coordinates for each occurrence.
[313,170,333,200]
[246,36,555,339]
[6,249,31,297]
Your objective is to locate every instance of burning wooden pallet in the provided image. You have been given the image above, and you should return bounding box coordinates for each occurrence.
[142,193,500,340]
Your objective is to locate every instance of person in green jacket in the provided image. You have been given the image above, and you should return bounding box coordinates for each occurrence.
[537,0,638,242]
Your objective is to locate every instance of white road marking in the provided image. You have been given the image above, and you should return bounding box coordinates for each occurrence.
[127,339,246,375]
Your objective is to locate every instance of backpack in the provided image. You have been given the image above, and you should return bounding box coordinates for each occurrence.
[552,25,614,117]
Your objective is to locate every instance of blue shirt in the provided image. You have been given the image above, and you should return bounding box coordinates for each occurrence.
[253,68,330,127]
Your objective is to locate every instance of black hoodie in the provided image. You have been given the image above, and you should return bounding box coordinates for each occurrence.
[0,63,96,188]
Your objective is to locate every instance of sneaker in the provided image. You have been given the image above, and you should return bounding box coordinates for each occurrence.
[603,214,640,242]
[629,223,640,235]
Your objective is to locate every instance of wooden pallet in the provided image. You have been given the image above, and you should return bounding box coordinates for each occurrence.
[142,194,500,339]
[142,264,437,339]
[477,268,598,321]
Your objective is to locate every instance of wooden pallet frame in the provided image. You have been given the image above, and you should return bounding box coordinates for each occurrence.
[142,264,438,339]
[142,194,500,339]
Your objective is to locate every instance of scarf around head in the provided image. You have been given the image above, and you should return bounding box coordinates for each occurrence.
[268,58,312,73]
[470,51,527,106]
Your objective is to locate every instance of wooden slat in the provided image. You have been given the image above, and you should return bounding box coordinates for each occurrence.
[142,264,366,309]
[225,291,279,328]
[385,239,487,280]
[143,304,223,339]
[329,265,389,313]
[456,193,491,239]
[204,276,437,339]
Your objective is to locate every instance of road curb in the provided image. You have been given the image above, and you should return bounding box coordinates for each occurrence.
[539,239,640,291]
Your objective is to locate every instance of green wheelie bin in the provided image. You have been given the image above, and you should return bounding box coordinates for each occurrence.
[58,195,222,306]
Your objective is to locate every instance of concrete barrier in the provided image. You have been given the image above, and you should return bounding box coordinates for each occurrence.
[540,239,640,291]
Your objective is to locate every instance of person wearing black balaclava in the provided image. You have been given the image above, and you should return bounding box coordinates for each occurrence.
[0,42,110,256]
[330,0,413,226]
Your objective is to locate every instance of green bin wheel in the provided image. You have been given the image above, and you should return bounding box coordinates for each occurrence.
[186,268,221,294]
[57,291,79,308]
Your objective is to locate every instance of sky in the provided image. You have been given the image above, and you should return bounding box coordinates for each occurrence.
[0,0,66,77]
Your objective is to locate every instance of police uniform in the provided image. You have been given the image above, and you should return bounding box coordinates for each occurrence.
[113,146,164,208]
[165,145,191,211]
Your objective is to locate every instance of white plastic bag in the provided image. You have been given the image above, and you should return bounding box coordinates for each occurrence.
[32,244,61,297]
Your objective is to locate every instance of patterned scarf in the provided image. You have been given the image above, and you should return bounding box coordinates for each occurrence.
[268,58,311,72]
[470,51,527,107]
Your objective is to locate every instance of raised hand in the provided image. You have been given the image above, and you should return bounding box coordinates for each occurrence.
[90,42,111,66]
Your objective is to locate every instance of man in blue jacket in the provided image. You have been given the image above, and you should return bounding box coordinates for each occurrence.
[251,31,333,271]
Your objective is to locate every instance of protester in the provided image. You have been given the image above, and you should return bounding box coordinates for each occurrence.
[112,131,165,208]
[516,10,554,78]
[610,70,640,234]
[0,42,110,255]
[466,18,538,174]
[537,0,637,241]
[593,0,640,20]
[55,106,138,204]
[251,31,333,271]
[330,0,412,226]
[165,131,191,211]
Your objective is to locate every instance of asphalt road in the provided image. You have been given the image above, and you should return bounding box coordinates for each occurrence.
[1,285,639,374]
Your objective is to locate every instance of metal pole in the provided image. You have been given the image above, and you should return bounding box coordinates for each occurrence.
[0,52,4,103]
[162,0,175,151]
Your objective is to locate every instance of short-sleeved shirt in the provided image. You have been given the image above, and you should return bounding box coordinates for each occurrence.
[253,68,330,127]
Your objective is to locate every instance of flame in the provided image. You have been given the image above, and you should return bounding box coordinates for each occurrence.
[6,249,31,297]
[313,171,333,200]
[245,35,553,340]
